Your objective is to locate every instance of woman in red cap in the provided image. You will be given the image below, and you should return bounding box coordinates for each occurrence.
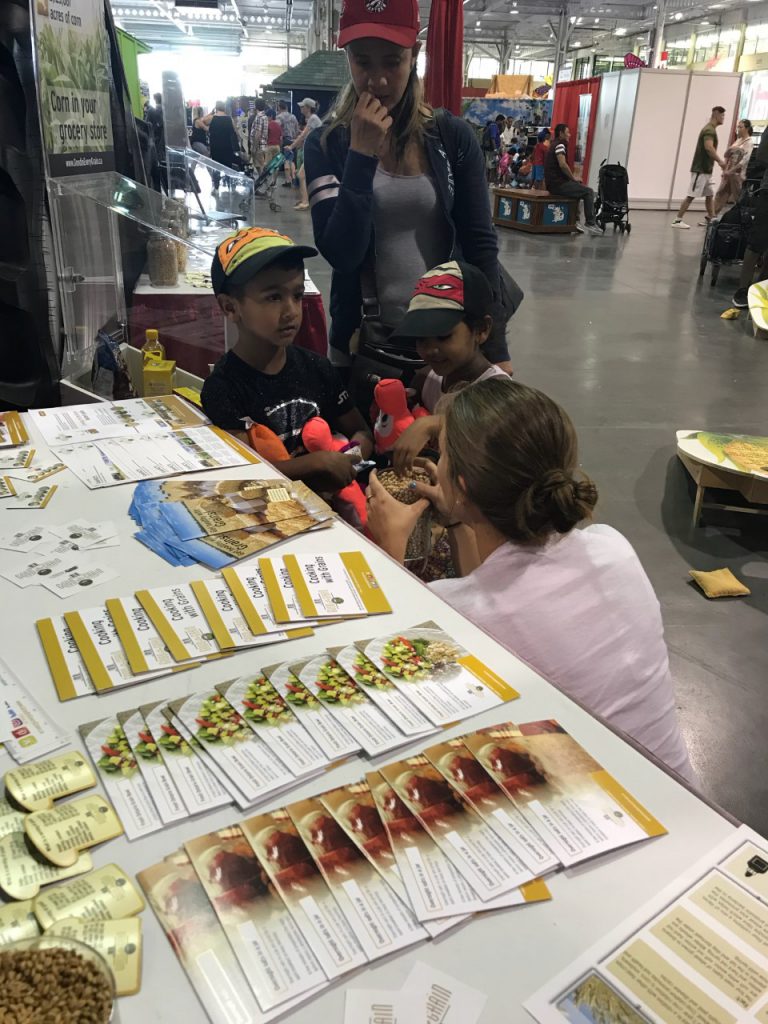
[304,0,518,406]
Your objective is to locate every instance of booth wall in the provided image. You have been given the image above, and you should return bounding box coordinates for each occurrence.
[588,71,621,191]
[627,71,689,207]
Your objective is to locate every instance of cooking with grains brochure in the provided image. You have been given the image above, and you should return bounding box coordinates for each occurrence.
[241,808,367,980]
[138,852,320,1024]
[366,770,551,921]
[27,396,209,447]
[78,717,163,840]
[423,737,560,877]
[62,606,171,693]
[185,826,327,1011]
[190,577,311,651]
[463,720,666,868]
[286,796,428,959]
[319,780,464,940]
[259,551,391,621]
[215,675,329,781]
[36,615,99,701]
[526,825,768,1024]
[356,622,518,727]
[116,709,188,826]
[135,583,221,661]
[262,661,360,761]
[0,412,29,448]
[222,562,315,635]
[105,595,181,675]
[379,754,540,898]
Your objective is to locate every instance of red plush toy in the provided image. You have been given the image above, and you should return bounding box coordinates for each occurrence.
[373,379,428,455]
[301,417,367,530]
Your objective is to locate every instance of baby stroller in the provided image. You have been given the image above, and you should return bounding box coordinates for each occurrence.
[594,160,631,234]
[698,184,756,286]
[254,151,285,213]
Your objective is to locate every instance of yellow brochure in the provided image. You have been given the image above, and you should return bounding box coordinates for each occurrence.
[135,583,220,661]
[260,551,391,622]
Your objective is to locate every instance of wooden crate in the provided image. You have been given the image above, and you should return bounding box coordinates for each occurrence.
[493,188,578,234]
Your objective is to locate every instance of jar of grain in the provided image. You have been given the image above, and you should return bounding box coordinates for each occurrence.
[147,233,178,287]
[377,466,433,571]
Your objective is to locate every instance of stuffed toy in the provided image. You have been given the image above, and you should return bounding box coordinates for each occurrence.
[373,378,428,455]
[301,417,367,530]
[247,422,290,463]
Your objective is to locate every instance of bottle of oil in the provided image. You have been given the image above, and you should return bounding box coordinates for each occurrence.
[141,329,165,364]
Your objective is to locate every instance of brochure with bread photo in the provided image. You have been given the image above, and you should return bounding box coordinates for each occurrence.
[160,482,310,540]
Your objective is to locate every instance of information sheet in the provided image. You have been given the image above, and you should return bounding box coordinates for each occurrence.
[28,396,208,447]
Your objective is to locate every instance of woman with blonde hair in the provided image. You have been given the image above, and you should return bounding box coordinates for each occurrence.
[304,0,516,399]
[366,376,695,782]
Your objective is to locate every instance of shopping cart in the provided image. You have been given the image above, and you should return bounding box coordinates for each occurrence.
[254,152,285,213]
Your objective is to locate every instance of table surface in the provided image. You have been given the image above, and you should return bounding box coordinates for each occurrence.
[2,414,737,1024]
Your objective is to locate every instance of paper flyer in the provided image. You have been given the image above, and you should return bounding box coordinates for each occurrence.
[185,826,326,1011]
[116,709,188,826]
[367,771,549,920]
[105,595,181,675]
[222,562,314,635]
[463,721,666,867]
[138,851,312,1024]
[330,644,434,739]
[168,691,294,807]
[0,448,34,469]
[525,825,768,1024]
[291,654,408,757]
[0,412,29,448]
[27,396,208,447]
[287,796,427,960]
[165,711,251,810]
[6,484,57,509]
[356,622,517,727]
[138,702,230,816]
[160,482,311,540]
[320,781,464,940]
[78,718,163,840]
[190,577,310,651]
[63,606,169,693]
[261,551,391,621]
[136,583,220,661]
[263,661,360,761]
[216,675,328,780]
[379,755,538,899]
[241,808,367,980]
[175,515,327,570]
[423,737,560,877]
[0,656,67,763]
[36,616,97,700]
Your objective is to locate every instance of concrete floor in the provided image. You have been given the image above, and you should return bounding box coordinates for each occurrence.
[271,196,768,832]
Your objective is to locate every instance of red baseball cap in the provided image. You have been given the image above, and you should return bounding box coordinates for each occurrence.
[338,0,420,49]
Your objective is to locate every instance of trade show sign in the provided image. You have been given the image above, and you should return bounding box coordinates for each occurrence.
[32,0,115,176]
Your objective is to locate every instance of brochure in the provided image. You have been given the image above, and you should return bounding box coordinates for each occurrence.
[138,702,230,816]
[423,737,560,877]
[525,825,768,1024]
[286,796,427,960]
[37,616,99,700]
[0,412,29,448]
[0,656,68,762]
[463,720,666,867]
[262,661,360,761]
[291,654,408,757]
[190,577,311,651]
[136,583,221,661]
[260,551,391,621]
[319,780,464,940]
[356,622,518,727]
[185,826,326,1011]
[160,481,312,540]
[138,852,316,1024]
[222,562,313,635]
[105,595,181,675]
[63,606,169,693]
[28,396,208,447]
[116,709,188,826]
[330,644,434,739]
[0,448,34,469]
[379,755,538,899]
[172,515,329,570]
[78,717,163,840]
[367,770,550,921]
[168,691,294,807]
[215,675,328,780]
[241,808,367,980]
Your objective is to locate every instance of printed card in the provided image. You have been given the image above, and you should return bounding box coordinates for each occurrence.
[136,583,221,661]
[34,863,144,929]
[37,616,98,700]
[216,675,329,780]
[292,655,408,757]
[241,808,367,980]
[344,989,416,1024]
[379,755,537,899]
[0,527,55,552]
[46,917,143,996]
[7,462,66,483]
[287,796,427,960]
[330,644,434,739]
[64,606,168,692]
[222,562,314,634]
[0,831,93,900]
[79,718,163,840]
[176,514,328,571]
[165,712,252,811]
[0,795,29,839]
[401,961,488,1024]
[117,709,188,825]
[160,482,310,540]
[24,795,124,868]
[0,478,16,499]
[260,551,391,621]
[5,751,96,812]
[357,622,517,727]
[186,826,326,1011]
[0,900,41,946]
[0,412,29,448]
[0,655,68,762]
[41,564,119,597]
[0,448,34,470]
[105,596,181,675]
[50,519,118,549]
[3,556,72,589]
[263,661,360,761]
[190,577,311,650]
[463,720,666,867]
[168,691,294,807]
[138,701,230,816]
[6,484,57,509]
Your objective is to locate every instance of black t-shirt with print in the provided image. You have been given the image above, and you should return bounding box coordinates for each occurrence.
[544,138,570,190]
[201,346,353,455]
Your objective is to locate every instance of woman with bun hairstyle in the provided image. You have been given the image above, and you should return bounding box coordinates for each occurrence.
[366,377,694,782]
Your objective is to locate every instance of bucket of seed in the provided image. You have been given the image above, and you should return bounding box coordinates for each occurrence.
[377,465,434,571]
[0,935,116,1023]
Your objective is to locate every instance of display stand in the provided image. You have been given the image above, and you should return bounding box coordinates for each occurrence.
[493,187,578,233]
[676,429,768,526]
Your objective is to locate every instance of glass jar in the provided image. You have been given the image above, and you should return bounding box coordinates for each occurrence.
[147,233,178,287]
[377,467,433,571]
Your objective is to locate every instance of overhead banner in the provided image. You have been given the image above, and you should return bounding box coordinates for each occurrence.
[32,0,115,176]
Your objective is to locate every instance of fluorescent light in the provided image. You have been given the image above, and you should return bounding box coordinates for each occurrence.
[594,16,599,22]
[573,40,581,46]
[673,11,683,19]
[615,26,627,35]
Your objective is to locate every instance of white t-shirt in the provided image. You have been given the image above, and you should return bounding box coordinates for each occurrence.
[421,363,507,413]
[429,524,695,782]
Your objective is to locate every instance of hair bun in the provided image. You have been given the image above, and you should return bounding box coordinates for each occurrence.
[533,469,598,535]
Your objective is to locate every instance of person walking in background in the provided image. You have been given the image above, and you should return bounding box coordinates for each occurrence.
[208,100,240,191]
[190,106,212,157]
[285,97,322,211]
[532,128,550,191]
[671,105,726,229]
[544,124,601,235]
[482,115,505,184]
[276,99,299,188]
[714,118,753,216]
[264,109,282,169]
[249,98,269,173]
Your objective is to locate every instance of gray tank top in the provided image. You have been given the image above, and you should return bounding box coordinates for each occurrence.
[372,166,452,326]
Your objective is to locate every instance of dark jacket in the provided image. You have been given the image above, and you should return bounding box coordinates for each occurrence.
[304,110,510,365]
